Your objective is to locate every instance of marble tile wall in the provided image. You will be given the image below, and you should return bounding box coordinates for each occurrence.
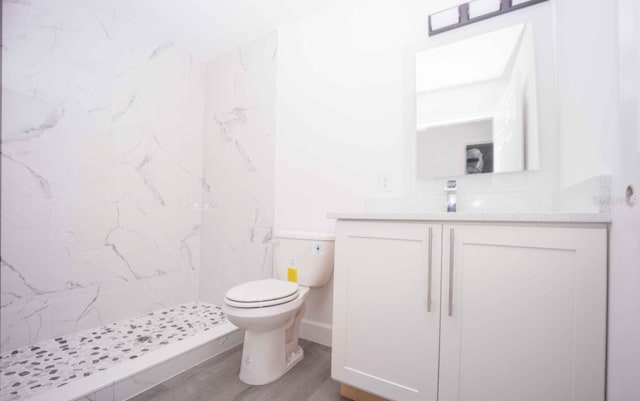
[1,0,206,351]
[199,33,277,305]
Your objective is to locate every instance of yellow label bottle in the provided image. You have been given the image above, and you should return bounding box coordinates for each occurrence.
[287,259,298,283]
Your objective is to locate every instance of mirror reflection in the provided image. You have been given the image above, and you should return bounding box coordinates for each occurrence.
[415,23,539,178]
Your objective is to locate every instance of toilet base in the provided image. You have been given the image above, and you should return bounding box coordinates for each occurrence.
[286,344,304,372]
[225,288,309,386]
[238,330,305,385]
[238,302,307,386]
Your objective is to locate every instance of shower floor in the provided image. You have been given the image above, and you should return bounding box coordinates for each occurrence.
[0,301,237,401]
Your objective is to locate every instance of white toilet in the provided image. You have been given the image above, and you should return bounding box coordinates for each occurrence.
[223,231,334,385]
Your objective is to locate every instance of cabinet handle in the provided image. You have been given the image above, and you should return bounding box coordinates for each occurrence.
[448,228,454,317]
[427,227,433,312]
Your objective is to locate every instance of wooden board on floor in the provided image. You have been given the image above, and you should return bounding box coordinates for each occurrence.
[340,383,389,401]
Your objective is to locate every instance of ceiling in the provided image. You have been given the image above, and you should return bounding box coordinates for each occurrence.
[124,0,338,61]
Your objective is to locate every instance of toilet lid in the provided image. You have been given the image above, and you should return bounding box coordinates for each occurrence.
[225,279,298,305]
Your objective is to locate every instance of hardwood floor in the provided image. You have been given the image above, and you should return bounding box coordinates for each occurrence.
[129,340,349,401]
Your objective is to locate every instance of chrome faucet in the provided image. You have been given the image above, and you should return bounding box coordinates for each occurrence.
[445,180,457,212]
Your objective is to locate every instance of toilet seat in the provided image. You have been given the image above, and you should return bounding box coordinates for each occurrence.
[225,279,299,308]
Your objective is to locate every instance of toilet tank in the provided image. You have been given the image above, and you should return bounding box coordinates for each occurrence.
[273,231,334,287]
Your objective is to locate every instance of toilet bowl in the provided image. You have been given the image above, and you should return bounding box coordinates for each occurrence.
[223,280,310,385]
[222,231,334,385]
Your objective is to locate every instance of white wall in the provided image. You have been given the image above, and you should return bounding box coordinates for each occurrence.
[1,0,205,351]
[199,34,277,306]
[276,0,418,234]
[556,0,619,187]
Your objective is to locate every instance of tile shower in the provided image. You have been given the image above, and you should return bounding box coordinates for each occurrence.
[0,303,232,401]
[1,1,276,399]
[1,0,205,351]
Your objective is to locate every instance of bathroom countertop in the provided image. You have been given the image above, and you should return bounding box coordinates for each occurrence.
[327,212,611,224]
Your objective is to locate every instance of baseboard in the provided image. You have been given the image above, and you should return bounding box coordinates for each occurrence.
[299,319,332,347]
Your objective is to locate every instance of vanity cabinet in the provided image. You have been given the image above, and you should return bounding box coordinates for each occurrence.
[331,219,607,401]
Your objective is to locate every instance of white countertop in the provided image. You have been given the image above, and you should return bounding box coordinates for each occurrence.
[327,212,611,224]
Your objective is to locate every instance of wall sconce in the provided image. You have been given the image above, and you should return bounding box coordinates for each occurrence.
[428,0,549,36]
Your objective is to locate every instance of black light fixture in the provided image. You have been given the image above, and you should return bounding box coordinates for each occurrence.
[428,0,549,36]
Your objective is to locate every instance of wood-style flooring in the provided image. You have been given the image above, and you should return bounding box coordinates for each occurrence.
[129,340,349,401]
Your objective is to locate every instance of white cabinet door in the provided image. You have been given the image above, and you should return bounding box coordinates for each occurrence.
[332,221,442,401]
[438,224,607,401]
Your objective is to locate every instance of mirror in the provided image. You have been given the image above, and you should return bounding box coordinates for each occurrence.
[415,23,540,178]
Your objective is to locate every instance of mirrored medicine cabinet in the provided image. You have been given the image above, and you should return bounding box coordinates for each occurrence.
[413,21,548,179]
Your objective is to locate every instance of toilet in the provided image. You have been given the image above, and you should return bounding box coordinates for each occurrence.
[223,231,334,385]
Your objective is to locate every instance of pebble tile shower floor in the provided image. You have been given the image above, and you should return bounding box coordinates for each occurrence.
[0,302,227,401]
